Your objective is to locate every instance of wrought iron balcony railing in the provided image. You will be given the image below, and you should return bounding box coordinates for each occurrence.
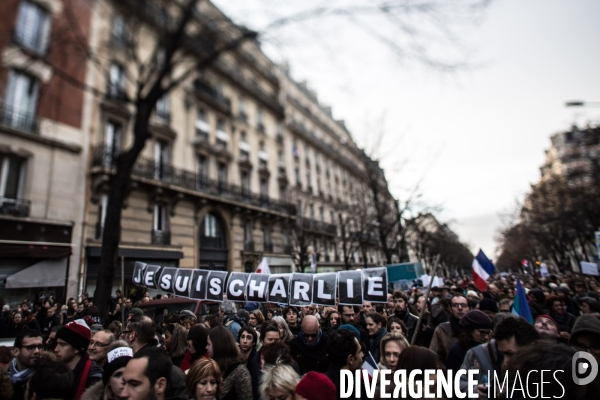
[298,218,337,236]
[151,229,171,245]
[92,145,296,216]
[0,196,31,217]
[0,102,39,134]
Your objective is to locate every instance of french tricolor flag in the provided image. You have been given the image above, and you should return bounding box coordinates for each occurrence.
[361,351,379,379]
[472,249,495,292]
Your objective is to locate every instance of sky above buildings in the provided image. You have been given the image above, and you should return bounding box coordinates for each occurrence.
[213,0,600,260]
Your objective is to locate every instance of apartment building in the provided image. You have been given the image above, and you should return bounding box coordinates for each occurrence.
[1,0,393,300]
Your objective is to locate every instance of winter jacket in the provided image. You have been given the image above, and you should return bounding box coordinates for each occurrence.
[81,381,104,400]
[429,318,459,369]
[458,339,501,398]
[289,331,330,374]
[394,308,419,342]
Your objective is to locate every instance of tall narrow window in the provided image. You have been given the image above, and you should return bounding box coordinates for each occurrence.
[0,154,26,200]
[241,172,250,196]
[218,163,227,187]
[153,204,166,231]
[103,120,122,166]
[197,156,207,188]
[239,97,247,120]
[154,140,169,180]
[216,119,228,147]
[195,108,209,137]
[263,225,271,252]
[295,168,301,187]
[109,63,126,99]
[112,14,128,46]
[260,178,268,198]
[257,109,264,132]
[319,207,324,224]
[4,70,40,132]
[204,213,217,237]
[14,1,51,55]
[156,94,170,122]
[96,194,108,239]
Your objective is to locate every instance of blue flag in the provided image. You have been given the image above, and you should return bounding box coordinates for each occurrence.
[511,279,533,324]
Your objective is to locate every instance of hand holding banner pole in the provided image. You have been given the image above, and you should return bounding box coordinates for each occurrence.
[411,254,441,346]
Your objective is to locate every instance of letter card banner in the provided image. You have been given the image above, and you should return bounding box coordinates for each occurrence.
[158,267,177,293]
[143,265,162,289]
[173,269,193,297]
[246,273,270,302]
[338,270,364,305]
[312,273,337,306]
[227,272,250,301]
[190,269,209,300]
[132,262,148,285]
[362,267,388,303]
[289,273,313,306]
[268,274,290,304]
[206,271,227,302]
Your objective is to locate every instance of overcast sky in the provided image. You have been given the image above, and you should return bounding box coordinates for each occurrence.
[213,0,600,260]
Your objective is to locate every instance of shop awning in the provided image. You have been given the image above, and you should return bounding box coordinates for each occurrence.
[5,257,68,288]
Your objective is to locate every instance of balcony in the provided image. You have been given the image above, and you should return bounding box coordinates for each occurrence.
[193,79,231,115]
[298,218,337,236]
[264,242,273,253]
[0,197,31,217]
[0,102,39,134]
[244,241,255,252]
[151,229,171,245]
[91,145,297,216]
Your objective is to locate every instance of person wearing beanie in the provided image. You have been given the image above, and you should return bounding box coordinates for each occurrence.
[81,340,132,400]
[534,315,559,343]
[295,371,336,400]
[126,308,143,323]
[569,314,600,364]
[578,296,600,314]
[54,319,103,400]
[445,310,492,372]
[478,298,499,324]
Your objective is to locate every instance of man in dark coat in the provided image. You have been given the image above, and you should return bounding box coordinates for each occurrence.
[392,290,419,342]
[289,315,329,374]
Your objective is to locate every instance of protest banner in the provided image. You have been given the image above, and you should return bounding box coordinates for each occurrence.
[134,263,390,305]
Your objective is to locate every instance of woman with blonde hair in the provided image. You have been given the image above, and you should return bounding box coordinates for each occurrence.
[186,358,223,400]
[272,316,294,342]
[164,323,188,368]
[378,332,410,372]
[259,363,298,400]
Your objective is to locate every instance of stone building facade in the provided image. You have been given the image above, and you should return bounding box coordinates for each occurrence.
[0,0,394,301]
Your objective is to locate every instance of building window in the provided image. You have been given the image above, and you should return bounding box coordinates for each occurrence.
[108,63,126,99]
[263,225,271,252]
[3,70,40,132]
[257,109,265,132]
[279,185,286,201]
[260,178,268,198]
[112,14,128,46]
[218,163,227,186]
[244,221,252,243]
[153,204,167,231]
[309,204,315,220]
[154,140,169,180]
[239,97,247,120]
[197,155,207,185]
[319,207,324,224]
[297,200,302,220]
[0,154,26,200]
[14,1,51,55]
[103,120,122,165]
[240,131,249,160]
[195,108,209,137]
[258,141,267,168]
[216,119,228,147]
[241,172,250,196]
[204,213,218,238]
[156,94,170,122]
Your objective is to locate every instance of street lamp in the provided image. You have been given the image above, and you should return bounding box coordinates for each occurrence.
[565,100,600,107]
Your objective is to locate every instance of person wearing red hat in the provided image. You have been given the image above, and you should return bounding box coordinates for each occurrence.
[534,314,559,343]
[54,319,103,400]
[295,371,336,400]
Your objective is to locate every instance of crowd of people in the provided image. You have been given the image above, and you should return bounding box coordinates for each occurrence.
[0,272,599,400]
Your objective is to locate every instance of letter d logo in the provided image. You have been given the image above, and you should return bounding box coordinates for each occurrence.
[572,351,598,385]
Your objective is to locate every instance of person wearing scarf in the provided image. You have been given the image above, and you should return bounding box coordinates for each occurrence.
[546,295,576,341]
[445,310,493,372]
[7,329,43,400]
